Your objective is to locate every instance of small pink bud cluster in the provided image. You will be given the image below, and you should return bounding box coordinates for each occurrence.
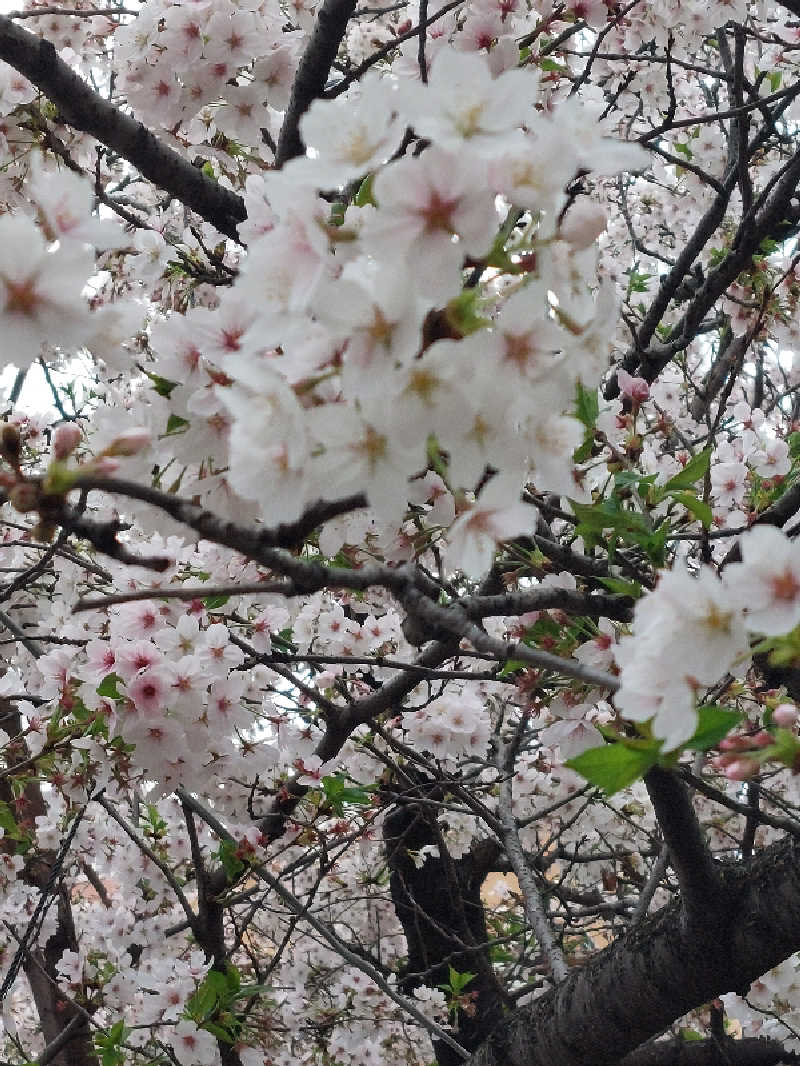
[710,708,800,780]
[616,368,650,406]
[710,731,773,780]
[52,423,82,462]
[90,428,152,475]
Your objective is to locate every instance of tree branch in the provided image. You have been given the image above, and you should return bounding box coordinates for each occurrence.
[275,0,358,167]
[617,1035,799,1066]
[0,16,246,239]
[467,831,800,1066]
[644,767,722,921]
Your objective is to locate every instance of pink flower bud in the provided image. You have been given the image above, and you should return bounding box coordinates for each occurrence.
[725,757,760,781]
[773,703,798,728]
[719,735,751,751]
[9,482,39,513]
[710,753,737,770]
[92,457,120,476]
[53,423,82,461]
[752,731,774,748]
[616,369,650,404]
[105,428,151,457]
[559,201,608,250]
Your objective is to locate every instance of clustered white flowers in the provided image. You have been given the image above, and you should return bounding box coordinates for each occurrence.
[1,0,800,1059]
[616,526,800,751]
[141,46,647,577]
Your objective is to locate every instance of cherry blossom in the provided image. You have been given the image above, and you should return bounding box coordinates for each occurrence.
[0,216,95,368]
[0,5,799,1066]
[726,526,800,636]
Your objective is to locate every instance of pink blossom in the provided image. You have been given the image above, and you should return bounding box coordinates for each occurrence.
[616,368,650,405]
[126,666,175,714]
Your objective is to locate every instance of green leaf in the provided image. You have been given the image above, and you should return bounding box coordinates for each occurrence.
[355,174,376,207]
[0,801,20,840]
[107,1020,127,1043]
[217,839,246,880]
[164,413,190,436]
[186,970,231,1022]
[574,382,599,429]
[94,1019,129,1066]
[668,491,713,528]
[142,369,180,398]
[225,965,241,993]
[680,1028,703,1042]
[321,775,373,814]
[203,1021,236,1043]
[497,658,527,676]
[684,705,742,751]
[566,742,659,795]
[97,673,124,700]
[203,594,230,609]
[598,576,642,598]
[614,470,657,491]
[438,966,476,996]
[763,727,800,766]
[662,449,711,492]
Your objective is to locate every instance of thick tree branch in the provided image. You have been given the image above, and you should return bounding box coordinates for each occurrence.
[0,16,246,239]
[466,831,800,1066]
[617,1035,799,1066]
[644,767,722,920]
[275,0,358,166]
[383,784,506,1066]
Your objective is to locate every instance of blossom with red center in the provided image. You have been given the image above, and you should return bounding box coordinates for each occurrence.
[726,526,800,636]
[126,666,175,714]
[0,215,94,368]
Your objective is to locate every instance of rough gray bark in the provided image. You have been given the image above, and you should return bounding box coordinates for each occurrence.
[465,829,800,1066]
[0,16,246,239]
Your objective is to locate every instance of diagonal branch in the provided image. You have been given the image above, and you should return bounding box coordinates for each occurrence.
[496,739,569,982]
[467,831,800,1066]
[275,0,358,167]
[0,16,246,239]
[643,767,722,922]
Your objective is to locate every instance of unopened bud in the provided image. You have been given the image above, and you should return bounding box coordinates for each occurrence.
[773,703,798,728]
[617,368,650,405]
[559,201,608,250]
[105,428,151,457]
[710,753,738,770]
[9,482,39,513]
[719,735,752,751]
[752,731,774,748]
[725,757,760,781]
[91,457,120,476]
[53,423,82,461]
[1,424,21,464]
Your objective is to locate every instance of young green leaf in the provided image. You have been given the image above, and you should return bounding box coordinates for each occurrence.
[566,742,660,795]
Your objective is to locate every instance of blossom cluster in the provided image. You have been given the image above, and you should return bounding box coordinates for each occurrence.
[0,0,799,1061]
[616,526,800,751]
